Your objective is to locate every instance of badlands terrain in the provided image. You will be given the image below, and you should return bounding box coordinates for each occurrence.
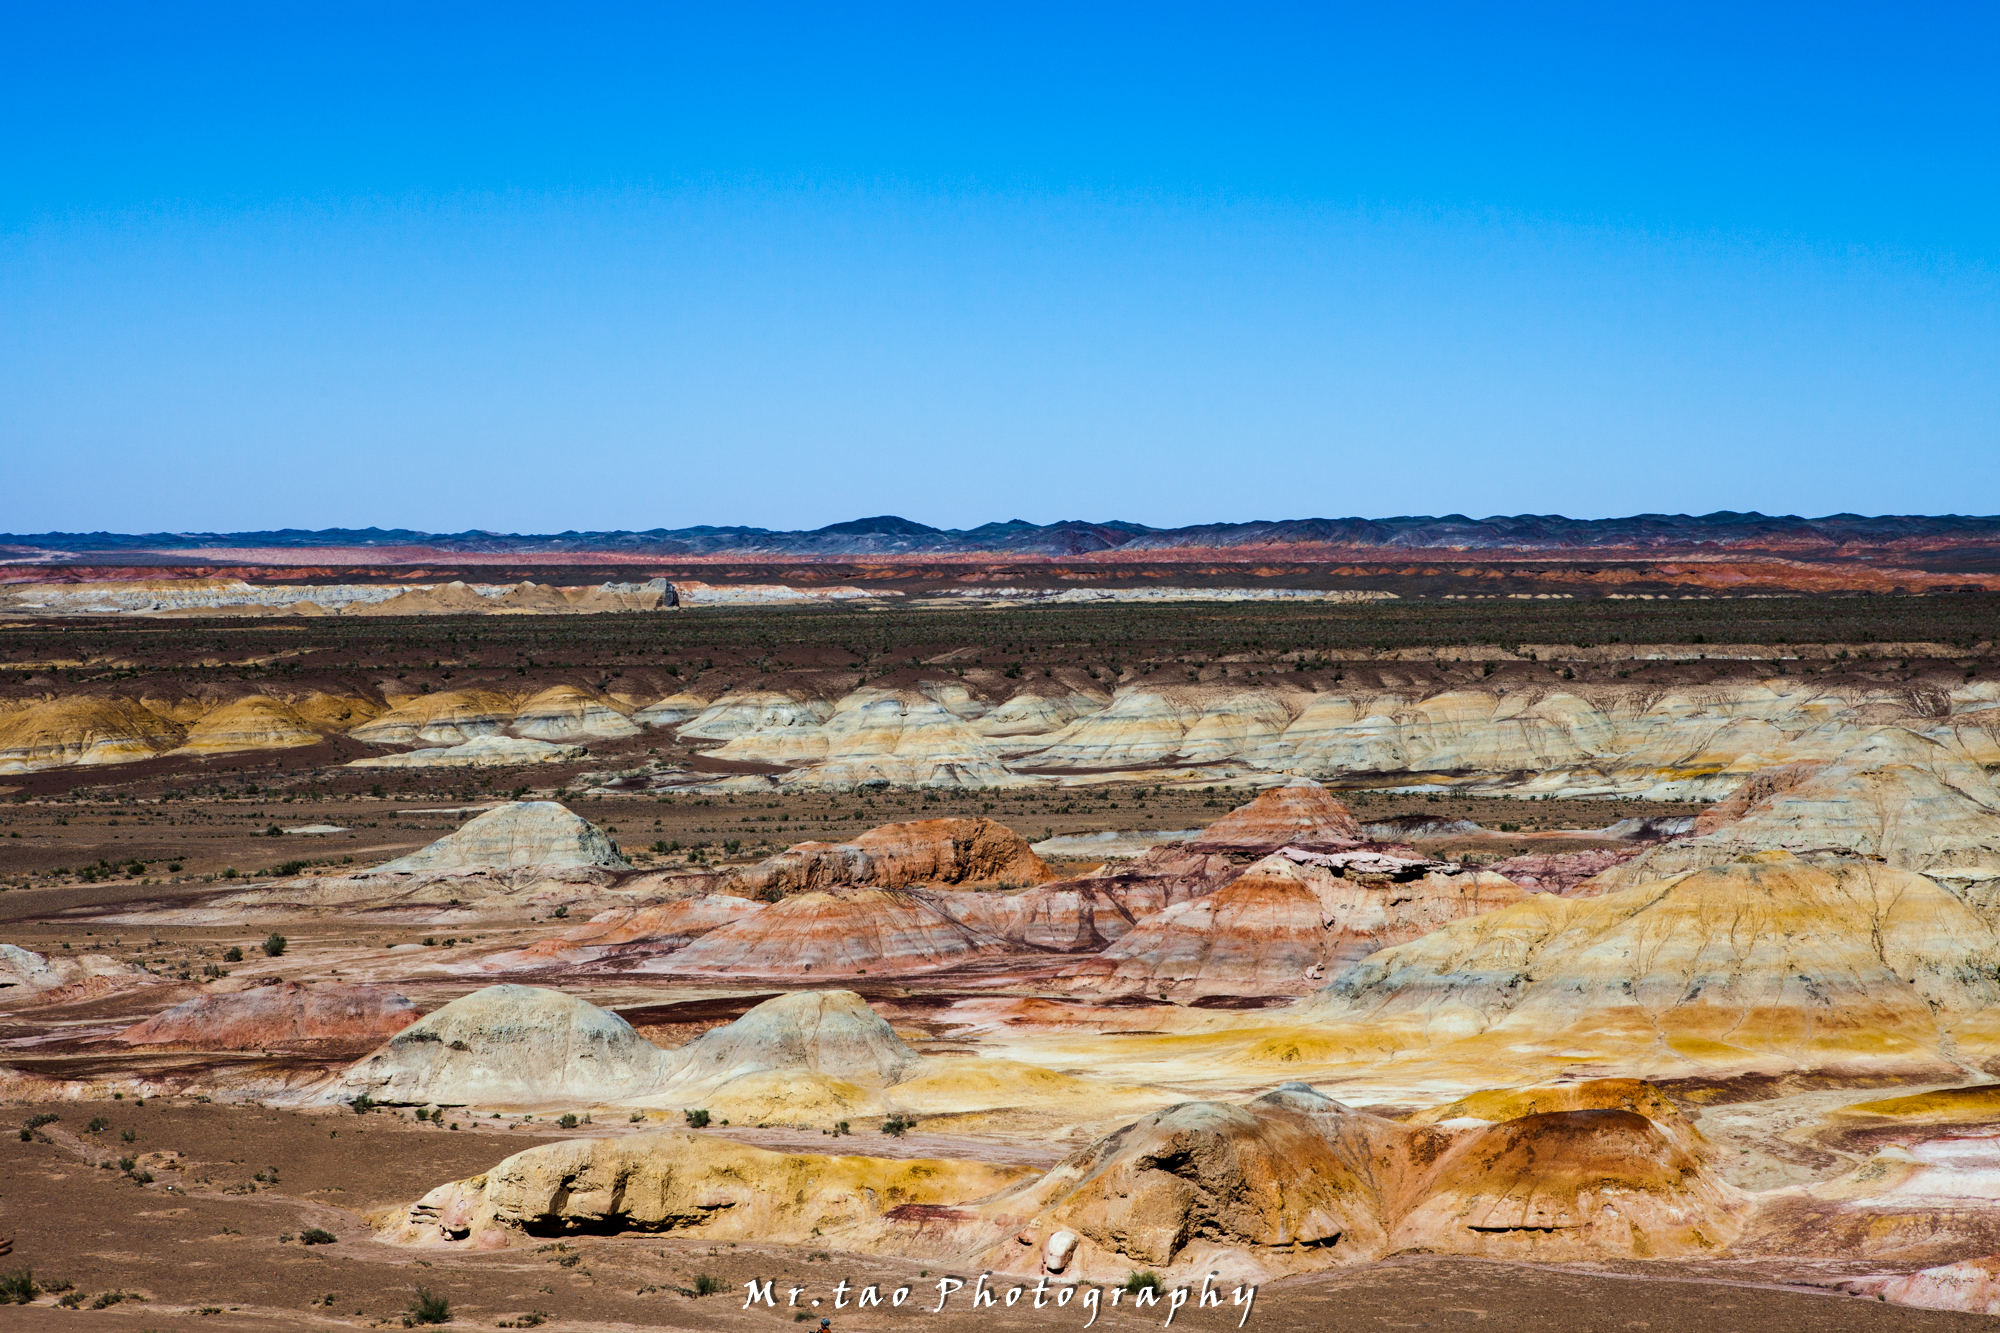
[0,592,1997,1329]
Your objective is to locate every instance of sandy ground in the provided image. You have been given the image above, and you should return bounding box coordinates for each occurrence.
[2,1099,1988,1332]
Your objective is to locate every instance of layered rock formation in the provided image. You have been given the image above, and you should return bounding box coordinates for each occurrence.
[201,802,633,918]
[1587,728,2000,893]
[1842,1254,2000,1313]
[460,891,761,973]
[932,781,1381,956]
[383,1074,1745,1274]
[370,802,629,879]
[1192,776,1365,848]
[349,690,522,745]
[722,817,1053,898]
[384,1129,1034,1249]
[458,818,1051,973]
[119,982,417,1052]
[0,695,220,772]
[0,943,155,1002]
[164,696,325,755]
[637,990,926,1119]
[7,664,1996,794]
[980,1081,1743,1278]
[1049,852,1525,997]
[711,688,1031,789]
[1746,1133,2000,1263]
[507,686,641,740]
[663,888,1007,978]
[335,984,676,1106]
[347,735,584,768]
[0,576,672,617]
[1017,684,1306,769]
[1292,851,2000,1082]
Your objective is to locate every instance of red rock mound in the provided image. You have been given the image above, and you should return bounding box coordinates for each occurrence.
[1050,852,1526,997]
[724,817,1054,899]
[1192,777,1363,850]
[664,887,1008,978]
[118,982,418,1053]
[461,892,763,973]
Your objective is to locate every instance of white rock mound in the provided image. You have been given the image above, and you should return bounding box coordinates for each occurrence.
[335,984,675,1106]
[373,802,630,878]
[651,990,922,1098]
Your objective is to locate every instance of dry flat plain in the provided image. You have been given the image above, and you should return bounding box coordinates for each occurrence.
[1,594,1999,1331]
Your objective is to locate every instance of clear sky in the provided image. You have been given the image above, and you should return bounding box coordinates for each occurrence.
[3,2,1995,534]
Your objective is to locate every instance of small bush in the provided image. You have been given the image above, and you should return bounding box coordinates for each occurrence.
[350,1095,376,1114]
[121,1128,137,1143]
[557,1113,578,1129]
[1125,1271,1163,1295]
[300,1227,338,1245]
[223,946,243,962]
[262,933,287,957]
[0,1269,37,1304]
[26,1113,59,1130]
[551,905,568,919]
[693,1273,725,1297]
[881,1114,915,1137]
[92,1289,141,1309]
[683,1108,710,1129]
[406,1286,451,1324]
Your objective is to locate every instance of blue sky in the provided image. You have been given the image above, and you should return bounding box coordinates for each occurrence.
[3,2,1995,534]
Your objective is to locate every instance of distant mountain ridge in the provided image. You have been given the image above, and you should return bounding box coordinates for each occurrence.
[4,512,1999,562]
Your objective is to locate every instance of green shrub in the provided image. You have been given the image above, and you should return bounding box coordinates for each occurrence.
[694,1273,725,1297]
[1125,1271,1162,1295]
[262,933,287,957]
[407,1286,451,1324]
[300,1227,338,1245]
[0,1270,37,1304]
[223,946,243,962]
[557,1113,578,1129]
[683,1108,710,1129]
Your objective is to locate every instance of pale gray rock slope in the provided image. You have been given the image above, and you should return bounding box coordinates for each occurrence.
[648,990,923,1099]
[373,801,630,876]
[332,986,918,1109]
[335,984,675,1105]
[1588,728,2000,893]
